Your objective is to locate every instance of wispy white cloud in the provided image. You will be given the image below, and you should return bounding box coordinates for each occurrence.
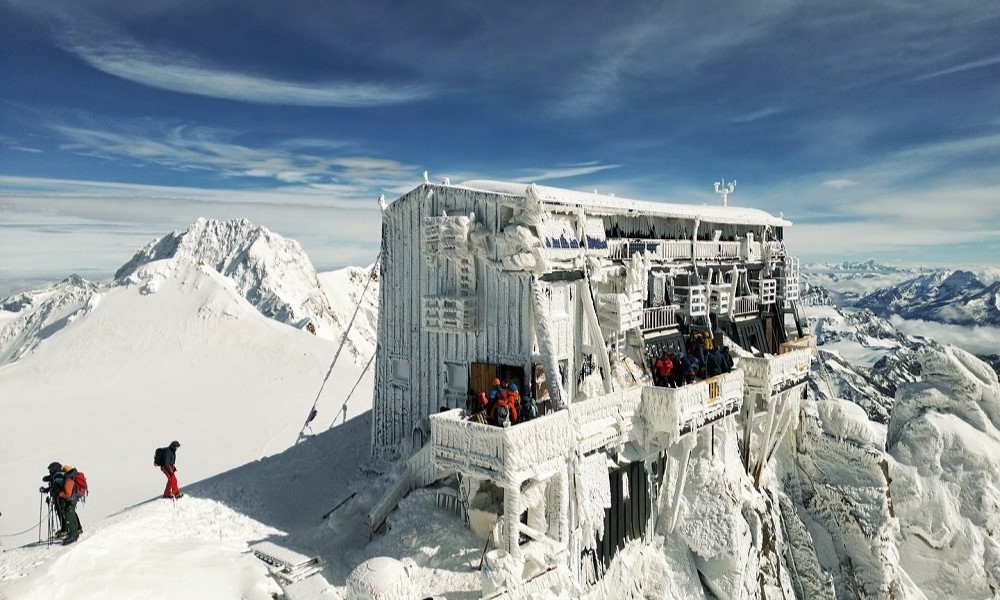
[62,36,435,107]
[822,179,858,190]
[47,120,420,191]
[511,162,622,183]
[889,316,1000,356]
[912,55,1000,81]
[733,107,785,124]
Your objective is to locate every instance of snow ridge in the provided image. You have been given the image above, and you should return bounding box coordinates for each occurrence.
[0,274,102,364]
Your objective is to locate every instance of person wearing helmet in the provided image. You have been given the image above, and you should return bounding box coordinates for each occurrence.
[160,441,184,499]
[40,462,67,538]
[488,378,503,402]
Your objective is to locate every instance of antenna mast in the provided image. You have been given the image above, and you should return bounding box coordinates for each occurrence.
[713,179,736,207]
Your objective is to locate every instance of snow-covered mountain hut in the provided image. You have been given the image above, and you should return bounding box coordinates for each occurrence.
[370,180,814,594]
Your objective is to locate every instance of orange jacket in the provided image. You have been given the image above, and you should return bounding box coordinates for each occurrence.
[58,477,76,500]
[491,390,519,424]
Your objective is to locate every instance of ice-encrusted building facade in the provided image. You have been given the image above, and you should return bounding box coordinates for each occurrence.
[369,180,814,596]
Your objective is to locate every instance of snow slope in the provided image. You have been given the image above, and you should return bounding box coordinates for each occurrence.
[0,221,377,553]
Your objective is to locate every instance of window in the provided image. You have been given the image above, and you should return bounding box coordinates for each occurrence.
[445,362,468,393]
[538,218,581,250]
[584,218,608,250]
[390,357,410,384]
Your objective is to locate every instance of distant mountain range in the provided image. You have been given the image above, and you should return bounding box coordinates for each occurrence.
[803,259,922,274]
[855,269,1000,327]
[804,259,1000,329]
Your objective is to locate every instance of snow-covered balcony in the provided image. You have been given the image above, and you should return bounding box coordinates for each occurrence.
[694,241,741,261]
[731,295,759,317]
[640,369,744,438]
[740,348,812,397]
[751,278,777,305]
[597,293,642,333]
[641,304,680,333]
[430,409,575,485]
[776,256,800,301]
[567,388,643,454]
[674,284,708,318]
[766,240,786,259]
[606,239,692,262]
[709,284,732,314]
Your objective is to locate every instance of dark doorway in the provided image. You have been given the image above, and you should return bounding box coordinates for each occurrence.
[470,362,525,395]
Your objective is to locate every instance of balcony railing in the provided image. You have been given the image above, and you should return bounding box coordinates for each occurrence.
[740,348,812,395]
[567,388,642,454]
[674,286,707,317]
[640,369,744,437]
[752,278,777,305]
[641,305,680,332]
[430,409,576,484]
[709,284,732,314]
[732,295,759,317]
[694,241,741,260]
[607,239,693,261]
[432,372,750,484]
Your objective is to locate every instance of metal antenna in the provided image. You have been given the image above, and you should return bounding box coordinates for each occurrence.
[713,179,736,206]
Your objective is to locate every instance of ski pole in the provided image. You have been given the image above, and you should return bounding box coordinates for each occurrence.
[38,493,43,544]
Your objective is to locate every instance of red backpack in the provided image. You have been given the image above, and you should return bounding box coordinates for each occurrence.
[71,470,89,501]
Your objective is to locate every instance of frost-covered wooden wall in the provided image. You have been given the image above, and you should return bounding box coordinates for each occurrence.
[372,184,539,458]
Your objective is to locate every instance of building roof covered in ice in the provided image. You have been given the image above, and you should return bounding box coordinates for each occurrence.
[457,179,792,227]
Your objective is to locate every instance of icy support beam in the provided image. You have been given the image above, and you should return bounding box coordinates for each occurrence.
[752,388,800,488]
[522,479,548,535]
[531,276,566,409]
[668,431,698,533]
[741,391,756,474]
[579,277,613,394]
[503,484,523,559]
[646,460,659,541]
[549,468,569,544]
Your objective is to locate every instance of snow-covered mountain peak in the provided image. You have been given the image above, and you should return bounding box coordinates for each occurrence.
[937,269,984,293]
[114,218,364,347]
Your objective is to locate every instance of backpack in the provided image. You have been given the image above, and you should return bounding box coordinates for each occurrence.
[520,396,538,422]
[496,404,511,427]
[73,471,89,501]
[153,447,166,467]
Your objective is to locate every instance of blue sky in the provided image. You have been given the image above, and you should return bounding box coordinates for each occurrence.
[1,0,999,293]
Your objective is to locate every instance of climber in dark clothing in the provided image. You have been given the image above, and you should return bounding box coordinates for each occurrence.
[39,462,67,538]
[160,441,183,499]
[706,347,722,377]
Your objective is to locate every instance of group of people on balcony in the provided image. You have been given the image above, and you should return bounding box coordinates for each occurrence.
[465,378,539,428]
[652,332,734,387]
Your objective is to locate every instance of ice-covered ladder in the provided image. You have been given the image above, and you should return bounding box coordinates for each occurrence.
[366,443,443,538]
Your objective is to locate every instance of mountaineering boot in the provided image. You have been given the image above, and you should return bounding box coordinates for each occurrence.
[63,535,79,545]
[55,529,68,538]
[175,492,184,498]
